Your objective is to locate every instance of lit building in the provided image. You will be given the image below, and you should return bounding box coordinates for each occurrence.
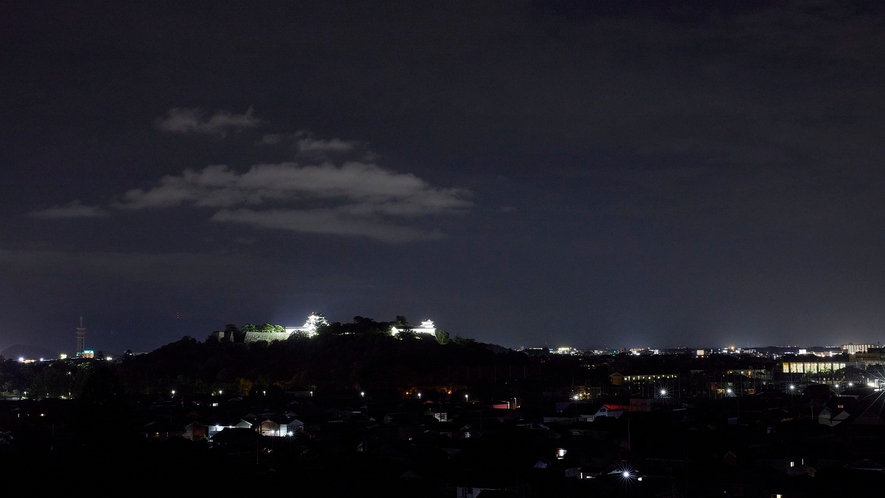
[222,313,330,343]
[552,347,579,355]
[782,359,847,374]
[842,343,874,355]
[621,373,679,384]
[284,313,329,338]
[391,319,436,337]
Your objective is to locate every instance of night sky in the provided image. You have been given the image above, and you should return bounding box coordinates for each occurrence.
[2,0,884,355]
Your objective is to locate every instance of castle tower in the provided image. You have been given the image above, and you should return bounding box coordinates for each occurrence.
[76,316,86,354]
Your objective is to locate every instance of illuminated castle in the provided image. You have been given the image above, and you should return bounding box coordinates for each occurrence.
[284,313,329,338]
[390,319,436,337]
[236,314,437,343]
[238,313,329,343]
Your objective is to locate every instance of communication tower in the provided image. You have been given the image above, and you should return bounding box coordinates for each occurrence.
[76,316,86,354]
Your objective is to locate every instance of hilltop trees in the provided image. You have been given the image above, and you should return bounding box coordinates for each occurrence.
[0,315,532,409]
[210,323,286,343]
[110,315,508,398]
[206,323,243,343]
[241,323,285,334]
[28,360,75,399]
[315,316,397,337]
[0,357,34,395]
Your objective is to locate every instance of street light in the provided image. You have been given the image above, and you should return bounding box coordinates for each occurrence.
[616,466,643,488]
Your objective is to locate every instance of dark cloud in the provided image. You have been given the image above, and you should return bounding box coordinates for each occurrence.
[211,208,445,243]
[155,107,262,136]
[29,200,109,220]
[110,158,472,241]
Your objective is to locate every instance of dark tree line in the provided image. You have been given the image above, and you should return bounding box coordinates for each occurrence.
[109,316,525,399]
[1,316,534,407]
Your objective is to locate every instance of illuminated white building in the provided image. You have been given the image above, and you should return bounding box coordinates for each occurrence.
[284,313,329,338]
[552,347,579,356]
[842,343,874,355]
[391,319,436,337]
